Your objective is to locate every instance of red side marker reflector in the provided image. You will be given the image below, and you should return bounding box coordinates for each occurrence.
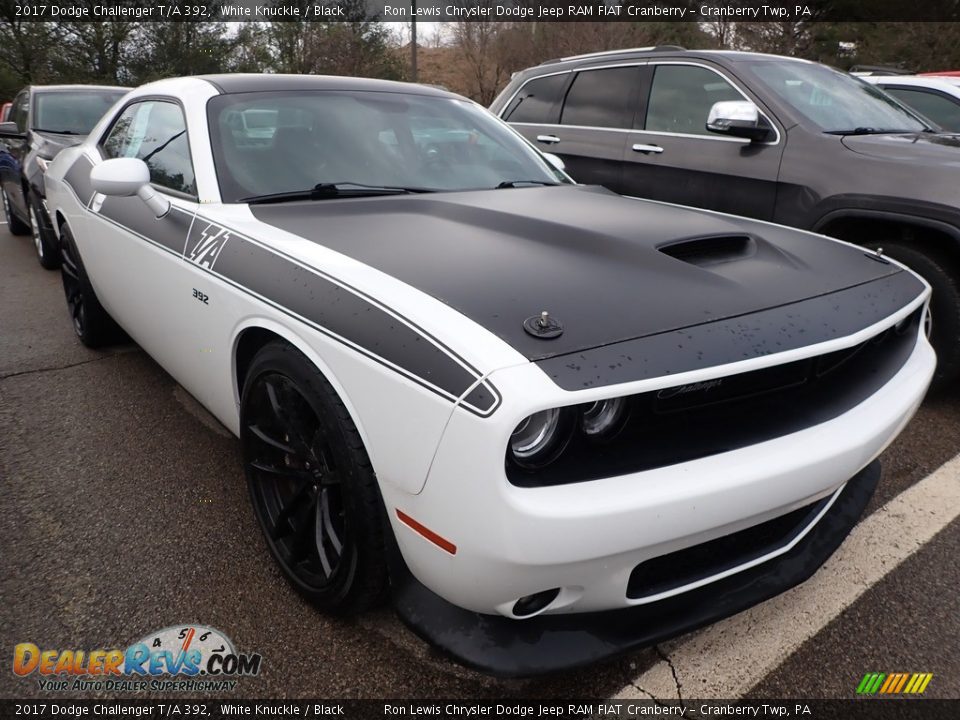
[395,509,457,555]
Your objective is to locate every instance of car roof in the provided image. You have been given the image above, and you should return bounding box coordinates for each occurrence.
[27,85,128,93]
[535,47,807,70]
[196,74,460,100]
[863,75,960,94]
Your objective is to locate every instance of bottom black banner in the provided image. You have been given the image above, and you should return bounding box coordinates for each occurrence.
[1,699,958,720]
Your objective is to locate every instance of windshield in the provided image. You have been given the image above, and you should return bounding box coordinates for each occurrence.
[33,90,127,134]
[208,90,566,203]
[747,61,929,133]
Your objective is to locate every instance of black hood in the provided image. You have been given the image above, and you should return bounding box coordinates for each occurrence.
[841,131,960,165]
[251,185,908,362]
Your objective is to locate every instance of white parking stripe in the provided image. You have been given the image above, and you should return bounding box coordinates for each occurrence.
[614,453,960,700]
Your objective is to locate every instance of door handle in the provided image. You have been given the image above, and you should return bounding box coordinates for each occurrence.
[536,135,561,144]
[632,143,664,154]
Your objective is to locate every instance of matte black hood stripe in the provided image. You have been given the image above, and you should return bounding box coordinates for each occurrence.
[63,154,95,206]
[189,220,499,414]
[537,271,925,391]
[59,162,499,416]
[249,186,908,364]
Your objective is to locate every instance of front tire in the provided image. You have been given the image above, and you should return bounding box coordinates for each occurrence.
[59,223,124,347]
[2,187,30,236]
[241,341,388,614]
[29,193,59,269]
[875,240,960,387]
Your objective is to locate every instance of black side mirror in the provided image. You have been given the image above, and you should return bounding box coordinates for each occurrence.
[706,101,773,143]
[0,121,25,139]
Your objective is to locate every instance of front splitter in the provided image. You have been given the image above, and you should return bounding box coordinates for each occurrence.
[389,460,880,677]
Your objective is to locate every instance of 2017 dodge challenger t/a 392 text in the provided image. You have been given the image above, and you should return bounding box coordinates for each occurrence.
[43,75,934,675]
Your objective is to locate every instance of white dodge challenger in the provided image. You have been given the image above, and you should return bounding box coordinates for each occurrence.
[44,75,934,675]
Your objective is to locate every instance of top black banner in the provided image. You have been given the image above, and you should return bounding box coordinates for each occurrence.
[6,1,960,23]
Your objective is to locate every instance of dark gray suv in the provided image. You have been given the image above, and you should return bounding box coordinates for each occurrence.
[491,48,960,385]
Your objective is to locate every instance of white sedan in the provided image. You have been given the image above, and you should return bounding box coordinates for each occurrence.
[44,74,935,675]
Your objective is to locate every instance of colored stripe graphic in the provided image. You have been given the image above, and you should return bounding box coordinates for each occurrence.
[857,672,932,695]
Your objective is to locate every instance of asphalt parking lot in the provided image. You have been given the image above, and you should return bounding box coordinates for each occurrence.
[1,223,958,702]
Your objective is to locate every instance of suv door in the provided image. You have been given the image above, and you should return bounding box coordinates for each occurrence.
[503,66,641,192]
[623,62,784,220]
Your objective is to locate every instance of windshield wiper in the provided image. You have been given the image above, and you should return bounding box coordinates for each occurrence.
[33,128,81,135]
[495,180,561,188]
[241,182,435,205]
[823,127,919,136]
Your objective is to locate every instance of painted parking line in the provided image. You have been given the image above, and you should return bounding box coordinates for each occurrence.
[613,452,960,701]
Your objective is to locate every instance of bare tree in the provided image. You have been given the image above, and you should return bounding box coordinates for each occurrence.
[450,19,513,105]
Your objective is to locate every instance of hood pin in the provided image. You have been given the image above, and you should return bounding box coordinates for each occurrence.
[865,246,890,264]
[523,310,564,339]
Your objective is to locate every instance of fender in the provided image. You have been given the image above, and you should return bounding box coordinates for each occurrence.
[231,316,374,449]
[230,316,457,496]
[812,204,960,253]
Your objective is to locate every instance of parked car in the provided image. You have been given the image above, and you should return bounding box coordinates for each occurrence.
[491,48,960,386]
[44,74,933,675]
[0,84,127,268]
[863,75,960,132]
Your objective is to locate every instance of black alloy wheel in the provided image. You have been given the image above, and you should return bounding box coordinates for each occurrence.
[58,223,123,347]
[241,342,388,613]
[60,231,88,338]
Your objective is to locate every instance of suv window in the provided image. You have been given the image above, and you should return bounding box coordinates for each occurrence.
[646,65,743,136]
[883,87,960,132]
[33,91,126,135]
[503,74,569,124]
[561,67,637,129]
[101,101,196,197]
[748,61,927,134]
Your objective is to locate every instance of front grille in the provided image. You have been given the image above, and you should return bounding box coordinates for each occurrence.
[626,495,831,600]
[508,308,921,487]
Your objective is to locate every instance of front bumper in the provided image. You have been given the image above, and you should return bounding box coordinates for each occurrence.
[391,459,880,676]
[386,329,933,618]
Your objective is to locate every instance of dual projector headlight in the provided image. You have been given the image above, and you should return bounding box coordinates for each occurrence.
[509,397,628,470]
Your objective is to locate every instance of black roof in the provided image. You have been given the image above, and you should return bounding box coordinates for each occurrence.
[198,74,458,99]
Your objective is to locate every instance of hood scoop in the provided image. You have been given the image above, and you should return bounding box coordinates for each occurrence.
[659,235,755,268]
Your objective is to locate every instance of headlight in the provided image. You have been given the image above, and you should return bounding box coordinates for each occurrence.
[509,408,571,469]
[580,397,628,438]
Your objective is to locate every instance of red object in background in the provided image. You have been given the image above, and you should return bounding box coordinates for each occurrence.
[0,102,11,122]
[919,71,960,77]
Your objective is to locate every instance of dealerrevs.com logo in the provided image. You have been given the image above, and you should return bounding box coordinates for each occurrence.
[13,625,262,693]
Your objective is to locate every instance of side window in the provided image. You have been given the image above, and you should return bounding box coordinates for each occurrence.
[884,87,960,132]
[101,101,196,197]
[646,65,744,136]
[561,67,638,129]
[503,74,569,124]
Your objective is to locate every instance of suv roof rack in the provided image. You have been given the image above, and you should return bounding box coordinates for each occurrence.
[542,46,687,66]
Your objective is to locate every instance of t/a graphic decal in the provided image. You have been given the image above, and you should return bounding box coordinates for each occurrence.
[187,224,231,269]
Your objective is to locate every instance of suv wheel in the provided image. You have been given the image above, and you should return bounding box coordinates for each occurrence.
[875,241,960,387]
[29,193,59,269]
